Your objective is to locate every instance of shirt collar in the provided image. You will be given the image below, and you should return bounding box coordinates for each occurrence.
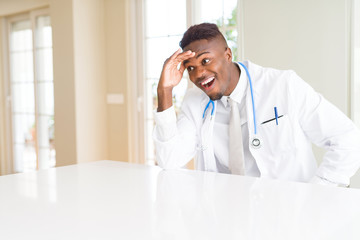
[219,62,248,107]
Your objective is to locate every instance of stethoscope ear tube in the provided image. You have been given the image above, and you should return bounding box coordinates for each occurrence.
[202,99,215,119]
[201,62,261,149]
[238,62,257,135]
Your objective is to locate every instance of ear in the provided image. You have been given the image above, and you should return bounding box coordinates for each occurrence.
[224,47,232,62]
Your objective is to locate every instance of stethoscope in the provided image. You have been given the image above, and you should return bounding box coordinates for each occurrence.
[202,62,261,149]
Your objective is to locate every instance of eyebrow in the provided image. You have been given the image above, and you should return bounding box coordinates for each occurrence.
[196,51,210,59]
[183,51,210,66]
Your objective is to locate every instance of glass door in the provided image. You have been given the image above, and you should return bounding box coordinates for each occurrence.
[7,10,55,173]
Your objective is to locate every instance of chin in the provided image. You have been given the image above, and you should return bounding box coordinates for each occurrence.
[209,92,223,101]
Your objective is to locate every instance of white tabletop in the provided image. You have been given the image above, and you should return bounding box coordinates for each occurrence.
[0,160,360,240]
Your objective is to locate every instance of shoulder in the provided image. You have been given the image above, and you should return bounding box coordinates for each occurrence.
[242,60,308,96]
[180,87,208,120]
[244,60,296,84]
[182,87,208,103]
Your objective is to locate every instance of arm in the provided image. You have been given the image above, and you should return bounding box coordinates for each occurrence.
[153,49,197,169]
[289,72,360,186]
[157,48,195,112]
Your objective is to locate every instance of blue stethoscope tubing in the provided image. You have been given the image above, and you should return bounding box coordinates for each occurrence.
[202,98,215,118]
[202,62,260,148]
[238,62,257,135]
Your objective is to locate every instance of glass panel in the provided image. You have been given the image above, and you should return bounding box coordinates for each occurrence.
[10,20,32,51]
[38,148,51,169]
[226,29,238,61]
[198,0,239,60]
[36,16,52,48]
[37,82,54,115]
[10,18,36,173]
[145,35,182,79]
[13,143,37,172]
[10,51,34,83]
[146,79,158,120]
[49,147,56,168]
[145,0,186,37]
[223,0,238,25]
[199,0,224,24]
[144,0,187,164]
[37,115,54,148]
[36,48,53,81]
[19,143,37,172]
[35,15,56,169]
[12,83,35,113]
[146,119,155,160]
[173,77,188,113]
[12,113,35,144]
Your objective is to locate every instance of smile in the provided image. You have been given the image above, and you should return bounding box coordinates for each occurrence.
[200,77,215,89]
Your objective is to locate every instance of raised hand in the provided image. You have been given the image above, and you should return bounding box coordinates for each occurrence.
[157,49,195,112]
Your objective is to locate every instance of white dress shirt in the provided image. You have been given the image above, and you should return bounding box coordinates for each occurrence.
[213,63,260,176]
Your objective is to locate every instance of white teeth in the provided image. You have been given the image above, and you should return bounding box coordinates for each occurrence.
[201,77,215,86]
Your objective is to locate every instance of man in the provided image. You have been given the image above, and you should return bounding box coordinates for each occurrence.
[153,23,360,187]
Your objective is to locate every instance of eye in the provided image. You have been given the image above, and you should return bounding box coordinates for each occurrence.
[202,58,210,65]
[187,66,194,72]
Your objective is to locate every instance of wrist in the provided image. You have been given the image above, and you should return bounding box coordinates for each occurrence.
[157,85,173,96]
[157,87,173,112]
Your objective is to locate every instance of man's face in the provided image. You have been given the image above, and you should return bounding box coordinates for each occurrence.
[183,38,233,100]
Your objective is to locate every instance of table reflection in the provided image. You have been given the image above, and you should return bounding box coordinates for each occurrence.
[154,169,360,239]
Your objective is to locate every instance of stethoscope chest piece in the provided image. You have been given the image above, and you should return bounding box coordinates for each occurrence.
[251,137,261,149]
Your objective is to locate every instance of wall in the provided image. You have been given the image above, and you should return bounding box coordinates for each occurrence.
[49,0,78,166]
[0,18,6,174]
[72,0,108,163]
[104,0,129,162]
[0,0,48,16]
[51,0,128,165]
[242,0,349,114]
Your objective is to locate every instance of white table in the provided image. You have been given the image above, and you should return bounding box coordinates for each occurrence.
[0,160,360,240]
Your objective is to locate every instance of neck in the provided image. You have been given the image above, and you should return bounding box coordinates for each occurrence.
[224,62,241,96]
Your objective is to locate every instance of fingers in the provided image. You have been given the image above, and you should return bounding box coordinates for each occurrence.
[169,48,182,60]
[168,48,195,63]
[176,50,195,63]
[179,61,186,75]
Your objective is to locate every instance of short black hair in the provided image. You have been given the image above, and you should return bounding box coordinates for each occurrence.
[179,23,227,49]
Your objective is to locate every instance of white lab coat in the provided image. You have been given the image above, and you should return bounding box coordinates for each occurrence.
[153,61,360,186]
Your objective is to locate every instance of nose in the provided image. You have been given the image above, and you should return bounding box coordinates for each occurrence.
[193,65,207,81]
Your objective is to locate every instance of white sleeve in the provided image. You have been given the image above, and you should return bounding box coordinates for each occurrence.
[289,72,360,186]
[153,106,177,141]
[153,101,197,170]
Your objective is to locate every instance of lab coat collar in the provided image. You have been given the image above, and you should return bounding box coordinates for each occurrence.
[219,62,247,107]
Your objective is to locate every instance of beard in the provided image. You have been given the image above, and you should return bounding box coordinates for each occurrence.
[208,84,227,101]
[209,92,223,101]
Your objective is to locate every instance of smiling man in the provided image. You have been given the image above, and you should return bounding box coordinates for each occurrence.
[153,23,360,187]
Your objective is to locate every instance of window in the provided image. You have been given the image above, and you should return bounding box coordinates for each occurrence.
[143,0,240,165]
[144,0,188,165]
[196,0,239,61]
[6,9,55,173]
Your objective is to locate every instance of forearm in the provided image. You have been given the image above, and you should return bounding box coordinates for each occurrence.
[157,86,173,112]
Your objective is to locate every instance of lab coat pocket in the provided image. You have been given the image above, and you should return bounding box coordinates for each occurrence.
[258,115,295,156]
